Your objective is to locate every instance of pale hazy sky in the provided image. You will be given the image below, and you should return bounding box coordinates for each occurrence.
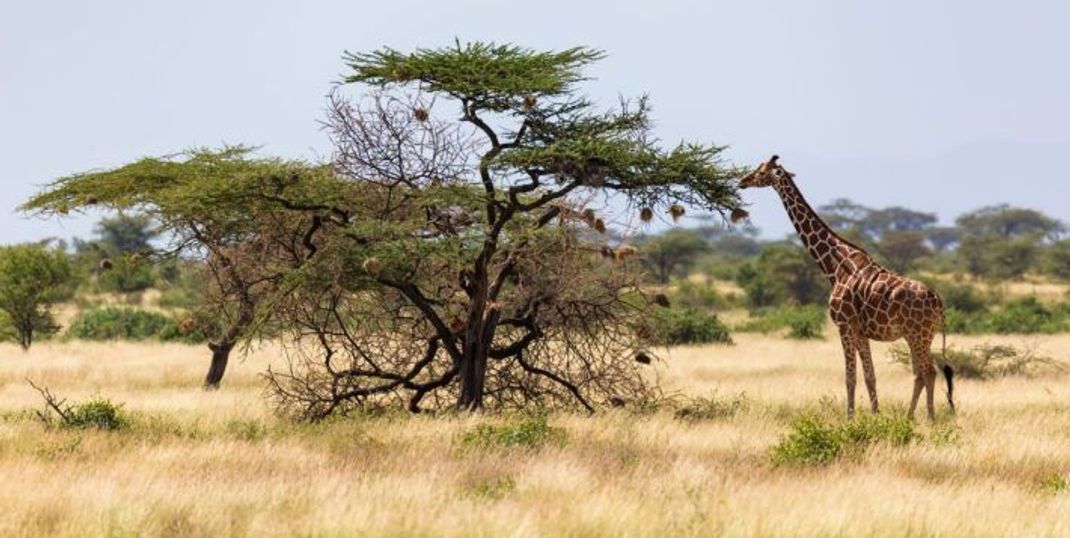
[3,0,1068,242]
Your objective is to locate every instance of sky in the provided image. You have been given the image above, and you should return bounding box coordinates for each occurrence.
[2,0,1068,243]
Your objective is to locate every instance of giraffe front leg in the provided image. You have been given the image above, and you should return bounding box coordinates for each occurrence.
[857,338,879,413]
[838,327,858,417]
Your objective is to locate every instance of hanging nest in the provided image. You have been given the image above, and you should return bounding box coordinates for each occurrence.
[582,208,597,225]
[592,218,607,234]
[522,95,537,111]
[613,244,637,260]
[731,208,750,223]
[634,351,652,365]
[98,258,113,271]
[362,257,383,275]
[412,107,429,122]
[600,245,614,259]
[635,324,653,341]
[653,293,671,308]
[669,204,685,222]
[178,316,197,335]
[449,317,466,334]
[639,207,653,223]
[85,195,99,205]
[57,203,70,216]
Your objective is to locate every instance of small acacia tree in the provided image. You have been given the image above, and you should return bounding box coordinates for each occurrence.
[261,42,745,416]
[0,243,71,349]
[21,148,369,388]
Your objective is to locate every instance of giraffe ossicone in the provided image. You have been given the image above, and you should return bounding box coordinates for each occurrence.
[740,155,955,421]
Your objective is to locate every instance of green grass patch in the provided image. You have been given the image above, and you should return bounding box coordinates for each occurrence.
[770,413,916,466]
[460,415,566,450]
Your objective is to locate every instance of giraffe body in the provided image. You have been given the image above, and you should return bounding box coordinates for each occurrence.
[740,155,954,420]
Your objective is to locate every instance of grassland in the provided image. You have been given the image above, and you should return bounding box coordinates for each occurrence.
[2,333,1070,537]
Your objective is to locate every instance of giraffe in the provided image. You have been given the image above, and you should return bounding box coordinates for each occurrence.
[739,155,955,421]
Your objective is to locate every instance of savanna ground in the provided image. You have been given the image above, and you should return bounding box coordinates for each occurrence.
[2,330,1070,537]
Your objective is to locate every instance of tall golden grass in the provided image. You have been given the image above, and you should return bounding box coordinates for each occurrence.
[2,334,1069,537]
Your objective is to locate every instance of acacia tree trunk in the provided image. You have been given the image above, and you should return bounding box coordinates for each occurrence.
[455,265,503,411]
[203,340,235,390]
[201,298,254,391]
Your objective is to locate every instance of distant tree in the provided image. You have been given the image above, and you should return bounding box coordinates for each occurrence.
[1042,239,1070,281]
[819,198,872,233]
[0,244,71,349]
[955,205,1063,278]
[93,214,159,254]
[866,206,937,236]
[955,204,1063,241]
[959,235,1038,280]
[639,229,711,283]
[925,226,961,253]
[875,230,931,273]
[737,243,827,307]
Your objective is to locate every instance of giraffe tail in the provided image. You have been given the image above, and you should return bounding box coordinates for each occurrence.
[941,311,955,414]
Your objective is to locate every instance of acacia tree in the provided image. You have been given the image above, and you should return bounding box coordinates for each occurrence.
[0,243,71,349]
[261,42,744,416]
[21,148,366,388]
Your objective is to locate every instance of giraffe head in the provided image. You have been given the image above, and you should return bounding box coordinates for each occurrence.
[739,155,793,189]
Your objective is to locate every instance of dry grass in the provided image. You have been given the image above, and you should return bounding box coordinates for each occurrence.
[2,335,1070,537]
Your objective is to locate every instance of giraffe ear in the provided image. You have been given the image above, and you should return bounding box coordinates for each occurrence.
[769,155,780,165]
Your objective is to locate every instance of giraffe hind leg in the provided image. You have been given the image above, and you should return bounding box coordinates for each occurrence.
[906,333,937,422]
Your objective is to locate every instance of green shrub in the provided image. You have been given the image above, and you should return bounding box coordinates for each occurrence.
[771,413,916,466]
[674,392,747,422]
[736,305,826,339]
[66,306,206,343]
[31,383,129,431]
[461,415,565,450]
[1039,474,1070,495]
[68,307,173,340]
[944,297,1070,335]
[889,342,1062,380]
[650,307,732,345]
[64,397,128,430]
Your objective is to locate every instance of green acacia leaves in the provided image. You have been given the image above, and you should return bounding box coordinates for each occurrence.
[344,41,604,112]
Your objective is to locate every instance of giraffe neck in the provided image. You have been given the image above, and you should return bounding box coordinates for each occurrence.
[772,175,871,282]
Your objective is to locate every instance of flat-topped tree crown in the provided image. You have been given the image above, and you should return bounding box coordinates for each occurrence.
[341,41,744,220]
[344,41,603,112]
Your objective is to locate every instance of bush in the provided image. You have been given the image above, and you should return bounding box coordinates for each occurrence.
[945,297,1070,334]
[64,397,129,430]
[770,413,916,466]
[68,307,173,340]
[889,342,1063,380]
[650,307,732,345]
[736,305,826,339]
[30,382,129,431]
[460,415,565,450]
[66,306,207,343]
